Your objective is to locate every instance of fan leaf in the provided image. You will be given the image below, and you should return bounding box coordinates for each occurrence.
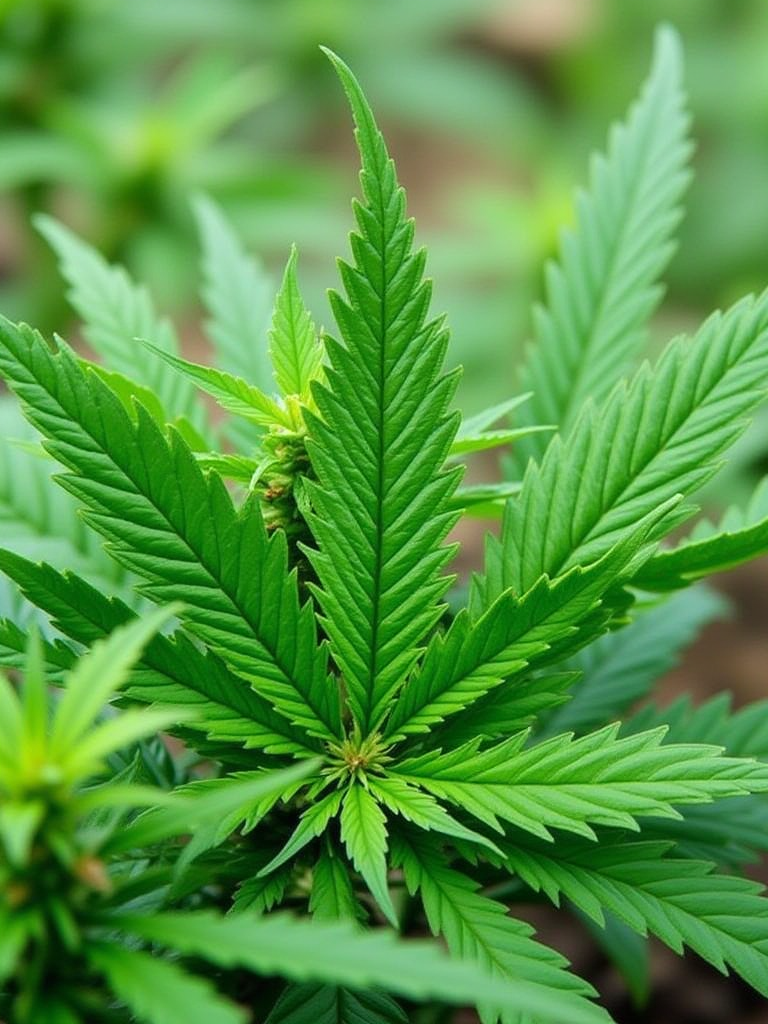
[386,502,675,743]
[269,245,324,399]
[340,783,398,926]
[0,551,317,757]
[123,909,610,1024]
[0,319,341,743]
[36,215,204,431]
[88,945,244,1024]
[633,476,768,590]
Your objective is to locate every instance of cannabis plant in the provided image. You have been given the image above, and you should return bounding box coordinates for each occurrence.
[0,611,531,1023]
[2,26,768,1024]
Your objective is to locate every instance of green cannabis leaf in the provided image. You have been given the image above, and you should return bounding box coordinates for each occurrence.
[513,24,691,466]
[303,47,463,732]
[2,26,768,1024]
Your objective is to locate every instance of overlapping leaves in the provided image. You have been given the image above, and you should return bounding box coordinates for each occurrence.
[0,318,340,744]
[1,30,768,1024]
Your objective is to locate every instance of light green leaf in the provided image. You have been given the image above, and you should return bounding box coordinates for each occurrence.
[513,26,691,466]
[72,783,178,816]
[451,393,554,460]
[143,341,292,429]
[61,708,191,781]
[367,774,499,853]
[259,789,344,877]
[0,908,28,983]
[493,289,768,596]
[392,832,604,1024]
[194,451,259,483]
[452,428,553,458]
[504,834,768,997]
[51,606,180,757]
[633,476,768,590]
[269,245,323,398]
[0,397,125,594]
[449,481,521,517]
[104,760,319,855]
[121,909,609,1023]
[340,783,398,926]
[88,363,170,431]
[36,215,203,429]
[0,672,22,771]
[194,193,273,390]
[0,801,44,866]
[454,394,535,441]
[21,628,47,756]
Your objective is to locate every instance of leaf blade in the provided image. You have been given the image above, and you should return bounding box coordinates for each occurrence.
[122,909,610,1023]
[393,725,768,840]
[504,834,768,997]
[304,51,461,730]
[87,944,244,1024]
[514,26,691,465]
[392,832,604,1024]
[340,783,398,926]
[36,215,203,430]
[269,245,323,399]
[496,290,768,596]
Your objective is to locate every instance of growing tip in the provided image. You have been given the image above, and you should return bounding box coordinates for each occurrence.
[652,22,684,76]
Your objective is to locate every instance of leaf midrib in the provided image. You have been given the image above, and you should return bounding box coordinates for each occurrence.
[362,147,391,732]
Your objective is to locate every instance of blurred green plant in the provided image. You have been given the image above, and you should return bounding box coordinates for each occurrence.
[1,608,529,1023]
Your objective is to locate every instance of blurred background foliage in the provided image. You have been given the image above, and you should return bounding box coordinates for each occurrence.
[1,0,768,420]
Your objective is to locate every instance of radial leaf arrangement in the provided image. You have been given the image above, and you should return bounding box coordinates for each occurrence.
[2,28,768,1024]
